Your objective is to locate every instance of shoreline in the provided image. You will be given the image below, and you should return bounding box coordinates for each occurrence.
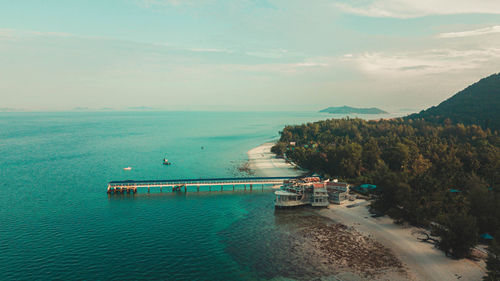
[247,142,306,177]
[247,142,487,280]
[319,200,487,281]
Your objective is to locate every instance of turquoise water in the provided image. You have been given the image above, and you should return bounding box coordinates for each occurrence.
[0,111,339,281]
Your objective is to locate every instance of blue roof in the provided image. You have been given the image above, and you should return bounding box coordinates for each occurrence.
[449,189,461,193]
[359,184,377,189]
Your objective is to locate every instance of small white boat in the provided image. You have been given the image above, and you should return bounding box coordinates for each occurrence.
[123,167,132,170]
[163,154,171,165]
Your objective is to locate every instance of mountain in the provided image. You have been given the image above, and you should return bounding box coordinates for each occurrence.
[319,106,388,114]
[407,73,500,131]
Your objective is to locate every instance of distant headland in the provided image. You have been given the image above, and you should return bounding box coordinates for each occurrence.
[319,106,388,114]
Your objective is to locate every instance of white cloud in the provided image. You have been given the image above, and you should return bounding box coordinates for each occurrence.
[294,62,328,67]
[139,0,212,7]
[334,0,500,18]
[0,28,72,39]
[153,42,172,47]
[245,49,290,59]
[0,29,14,39]
[437,26,500,38]
[345,48,500,75]
[188,48,232,53]
[198,58,331,75]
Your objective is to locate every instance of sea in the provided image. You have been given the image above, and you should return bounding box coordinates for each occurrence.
[0,111,400,280]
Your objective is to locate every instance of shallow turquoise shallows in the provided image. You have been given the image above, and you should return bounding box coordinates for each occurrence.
[0,111,390,280]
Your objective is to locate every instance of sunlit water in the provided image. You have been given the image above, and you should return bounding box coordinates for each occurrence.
[0,111,398,280]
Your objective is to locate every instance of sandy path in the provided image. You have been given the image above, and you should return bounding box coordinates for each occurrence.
[320,200,486,281]
[247,142,305,177]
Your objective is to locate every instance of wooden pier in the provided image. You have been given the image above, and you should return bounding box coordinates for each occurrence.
[107,176,298,194]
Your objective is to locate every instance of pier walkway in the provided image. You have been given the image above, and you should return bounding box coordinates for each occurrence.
[107,176,298,193]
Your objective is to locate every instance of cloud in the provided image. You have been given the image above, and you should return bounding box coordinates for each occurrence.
[225,62,326,74]
[141,0,187,7]
[245,49,290,59]
[188,48,232,53]
[0,28,72,40]
[334,0,500,18]
[0,29,14,39]
[345,48,500,75]
[437,26,500,38]
[139,0,212,7]
[190,58,332,75]
[294,62,328,67]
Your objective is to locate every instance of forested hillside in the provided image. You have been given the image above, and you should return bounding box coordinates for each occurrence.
[407,73,500,131]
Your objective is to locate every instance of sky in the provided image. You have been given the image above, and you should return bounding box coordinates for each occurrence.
[1,0,500,112]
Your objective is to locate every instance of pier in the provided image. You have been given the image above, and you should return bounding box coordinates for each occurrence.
[107,176,298,194]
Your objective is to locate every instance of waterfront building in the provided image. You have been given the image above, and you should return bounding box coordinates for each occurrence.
[275,177,329,208]
[326,180,350,204]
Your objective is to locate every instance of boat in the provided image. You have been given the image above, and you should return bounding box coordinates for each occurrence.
[163,155,171,165]
[123,167,132,170]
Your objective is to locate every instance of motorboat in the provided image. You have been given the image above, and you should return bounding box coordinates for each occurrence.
[163,156,171,165]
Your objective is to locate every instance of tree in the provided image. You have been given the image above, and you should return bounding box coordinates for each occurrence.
[437,212,478,258]
[382,142,410,171]
[271,142,287,157]
[484,239,500,280]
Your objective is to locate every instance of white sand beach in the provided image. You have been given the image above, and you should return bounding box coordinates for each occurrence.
[320,200,487,281]
[247,142,305,177]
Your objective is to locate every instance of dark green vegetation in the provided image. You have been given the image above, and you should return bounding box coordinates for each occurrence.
[319,106,387,114]
[273,118,499,259]
[485,239,500,280]
[272,74,500,267]
[407,73,500,131]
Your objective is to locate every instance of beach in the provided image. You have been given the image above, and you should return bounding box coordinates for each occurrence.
[320,200,487,281]
[248,142,487,281]
[247,142,305,177]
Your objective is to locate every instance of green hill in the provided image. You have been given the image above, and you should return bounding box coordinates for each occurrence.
[407,73,500,131]
[319,106,387,114]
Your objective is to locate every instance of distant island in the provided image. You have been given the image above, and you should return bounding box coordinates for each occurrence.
[319,106,388,114]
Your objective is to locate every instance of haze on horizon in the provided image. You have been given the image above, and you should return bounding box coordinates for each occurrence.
[1,0,500,112]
